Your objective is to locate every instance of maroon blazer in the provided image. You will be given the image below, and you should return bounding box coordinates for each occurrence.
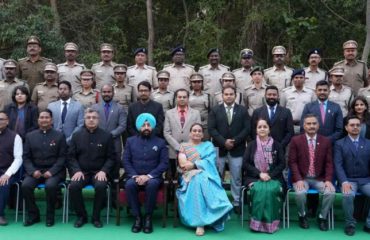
[288,134,333,183]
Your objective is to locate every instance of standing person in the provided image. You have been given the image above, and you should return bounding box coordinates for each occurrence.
[68,108,115,228]
[123,113,168,234]
[234,48,255,92]
[212,72,244,107]
[22,109,67,227]
[244,66,268,116]
[333,40,368,94]
[334,116,370,236]
[112,64,134,112]
[289,114,335,231]
[127,81,164,138]
[304,49,328,89]
[91,43,116,90]
[198,48,229,95]
[57,42,86,92]
[0,111,23,226]
[127,48,158,99]
[208,86,250,213]
[18,36,51,92]
[264,46,293,91]
[0,58,4,80]
[347,96,370,139]
[72,69,100,108]
[151,70,174,113]
[31,63,59,111]
[162,46,195,92]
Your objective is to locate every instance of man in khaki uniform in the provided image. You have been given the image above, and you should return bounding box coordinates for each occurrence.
[234,48,254,92]
[72,69,100,108]
[264,45,293,91]
[18,36,51,92]
[212,72,244,107]
[91,43,116,90]
[0,57,5,80]
[304,48,328,89]
[0,59,29,110]
[127,48,158,100]
[31,63,59,111]
[328,66,353,118]
[281,69,316,133]
[151,70,174,113]
[198,48,229,95]
[244,66,268,116]
[112,64,134,112]
[162,46,195,92]
[333,40,368,94]
[57,42,85,92]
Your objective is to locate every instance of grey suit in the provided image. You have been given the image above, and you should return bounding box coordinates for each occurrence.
[47,99,84,144]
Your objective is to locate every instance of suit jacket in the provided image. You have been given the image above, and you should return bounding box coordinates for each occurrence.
[300,100,343,142]
[208,103,250,157]
[164,107,201,159]
[251,105,294,148]
[288,134,333,183]
[334,136,370,185]
[47,99,84,143]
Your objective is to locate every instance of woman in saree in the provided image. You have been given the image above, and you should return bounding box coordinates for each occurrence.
[242,118,285,233]
[176,123,233,236]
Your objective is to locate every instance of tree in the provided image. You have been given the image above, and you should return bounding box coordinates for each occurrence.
[362,0,370,63]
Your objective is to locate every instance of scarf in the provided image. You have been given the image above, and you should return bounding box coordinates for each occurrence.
[254,136,274,172]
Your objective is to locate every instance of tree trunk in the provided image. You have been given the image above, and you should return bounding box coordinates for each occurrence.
[146,0,154,66]
[361,0,370,63]
[50,0,61,34]
[182,0,189,46]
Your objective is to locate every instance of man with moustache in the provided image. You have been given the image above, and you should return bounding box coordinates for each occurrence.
[304,49,328,89]
[234,48,255,92]
[212,72,244,107]
[92,43,116,90]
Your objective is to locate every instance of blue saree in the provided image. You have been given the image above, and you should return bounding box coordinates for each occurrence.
[176,141,233,231]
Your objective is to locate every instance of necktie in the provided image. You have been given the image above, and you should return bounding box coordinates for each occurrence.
[61,101,67,124]
[320,102,325,123]
[180,110,185,128]
[269,106,275,121]
[226,106,232,124]
[104,103,110,120]
[308,138,315,177]
[353,140,359,150]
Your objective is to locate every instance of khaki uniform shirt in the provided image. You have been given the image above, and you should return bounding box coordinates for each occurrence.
[264,65,293,91]
[31,81,59,111]
[151,89,174,113]
[189,91,210,126]
[91,61,116,90]
[304,67,328,89]
[0,58,5,80]
[73,89,100,108]
[18,56,51,92]
[244,84,268,116]
[212,91,244,107]
[127,64,158,99]
[333,59,368,94]
[113,83,134,112]
[329,85,354,117]
[358,87,370,111]
[198,64,229,94]
[162,63,195,92]
[57,62,85,92]
[233,67,253,92]
[280,86,316,122]
[0,78,28,111]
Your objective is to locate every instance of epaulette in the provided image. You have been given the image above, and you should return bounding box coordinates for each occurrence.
[146,65,156,70]
[92,62,101,67]
[163,64,172,68]
[333,60,345,66]
[184,63,194,68]
[264,67,273,72]
[41,57,52,62]
[232,68,243,73]
[18,57,28,62]
[220,64,230,70]
[199,65,208,70]
[281,86,292,92]
[357,60,367,65]
[214,91,221,95]
[127,65,135,69]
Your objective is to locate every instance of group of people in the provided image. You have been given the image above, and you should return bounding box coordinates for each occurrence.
[0,35,369,237]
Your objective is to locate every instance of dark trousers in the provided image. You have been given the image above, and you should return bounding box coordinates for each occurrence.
[69,173,108,220]
[22,175,62,220]
[0,174,16,217]
[125,178,162,217]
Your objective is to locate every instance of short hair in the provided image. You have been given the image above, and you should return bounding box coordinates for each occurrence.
[222,86,236,94]
[84,107,99,116]
[190,123,203,132]
[58,80,72,90]
[303,113,318,122]
[175,88,189,98]
[315,80,329,89]
[12,85,31,103]
[137,81,152,91]
[345,115,361,126]
[39,109,53,118]
[265,85,279,93]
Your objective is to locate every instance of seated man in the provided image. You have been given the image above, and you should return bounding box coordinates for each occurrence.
[123,113,168,234]
[68,108,115,228]
[289,114,335,231]
[0,111,23,226]
[334,115,370,236]
[22,109,67,227]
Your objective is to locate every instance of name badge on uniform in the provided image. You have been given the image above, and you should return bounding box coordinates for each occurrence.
[96,70,103,73]
[38,91,44,94]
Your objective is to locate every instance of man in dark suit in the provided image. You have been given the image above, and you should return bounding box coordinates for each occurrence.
[300,80,343,142]
[289,114,335,231]
[251,85,294,149]
[334,116,370,236]
[208,86,250,213]
[123,113,168,233]
[127,81,164,138]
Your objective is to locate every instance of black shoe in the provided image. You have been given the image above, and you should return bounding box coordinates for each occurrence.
[46,219,54,227]
[318,218,328,231]
[74,217,87,228]
[233,206,241,215]
[298,216,309,229]
[143,215,153,234]
[131,216,142,233]
[24,217,41,227]
[363,225,370,233]
[92,220,103,228]
[344,226,355,236]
